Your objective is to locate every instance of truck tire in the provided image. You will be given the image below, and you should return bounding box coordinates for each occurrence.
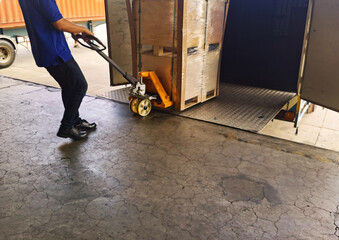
[0,40,16,68]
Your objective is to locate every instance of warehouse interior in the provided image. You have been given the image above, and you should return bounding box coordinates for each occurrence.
[0,0,339,239]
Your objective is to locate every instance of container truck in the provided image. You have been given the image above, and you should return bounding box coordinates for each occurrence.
[0,0,105,68]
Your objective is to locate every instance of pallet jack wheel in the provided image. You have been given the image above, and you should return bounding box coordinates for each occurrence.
[137,99,152,117]
[129,97,140,114]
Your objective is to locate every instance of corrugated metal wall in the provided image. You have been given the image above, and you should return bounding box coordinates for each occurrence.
[0,0,105,29]
[0,0,24,28]
[57,0,105,22]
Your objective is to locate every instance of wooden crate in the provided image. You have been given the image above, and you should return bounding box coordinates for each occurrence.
[133,0,229,111]
[105,0,229,110]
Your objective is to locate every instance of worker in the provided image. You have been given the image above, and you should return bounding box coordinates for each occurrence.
[18,0,96,140]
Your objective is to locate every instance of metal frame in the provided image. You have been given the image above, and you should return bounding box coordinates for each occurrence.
[294,96,311,134]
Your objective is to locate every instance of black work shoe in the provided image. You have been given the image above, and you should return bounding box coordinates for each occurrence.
[75,119,97,131]
[57,126,88,140]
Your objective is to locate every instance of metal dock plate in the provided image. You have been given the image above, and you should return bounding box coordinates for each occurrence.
[99,83,296,132]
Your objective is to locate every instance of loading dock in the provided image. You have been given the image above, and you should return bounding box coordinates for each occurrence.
[104,0,339,132]
[1,1,339,238]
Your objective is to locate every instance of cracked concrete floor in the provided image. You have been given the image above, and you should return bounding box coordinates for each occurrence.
[0,76,339,240]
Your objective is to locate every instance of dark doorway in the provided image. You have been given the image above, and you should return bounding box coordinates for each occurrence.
[220,0,309,92]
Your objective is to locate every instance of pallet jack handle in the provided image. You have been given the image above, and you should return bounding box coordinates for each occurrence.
[72,34,138,85]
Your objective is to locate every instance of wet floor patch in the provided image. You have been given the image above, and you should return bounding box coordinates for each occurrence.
[221,176,280,204]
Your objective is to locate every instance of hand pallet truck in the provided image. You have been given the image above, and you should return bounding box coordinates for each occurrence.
[73,34,173,117]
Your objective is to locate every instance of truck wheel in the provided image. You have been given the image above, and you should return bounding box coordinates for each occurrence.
[0,40,16,68]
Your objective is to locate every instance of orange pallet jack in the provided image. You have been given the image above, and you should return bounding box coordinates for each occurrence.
[73,34,173,117]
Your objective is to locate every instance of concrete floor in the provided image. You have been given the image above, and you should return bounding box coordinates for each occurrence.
[1,76,339,240]
[260,107,339,152]
[1,25,338,152]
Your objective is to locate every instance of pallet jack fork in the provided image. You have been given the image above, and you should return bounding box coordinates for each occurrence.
[73,34,173,117]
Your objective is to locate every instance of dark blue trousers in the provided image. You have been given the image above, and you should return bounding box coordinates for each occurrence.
[46,58,88,129]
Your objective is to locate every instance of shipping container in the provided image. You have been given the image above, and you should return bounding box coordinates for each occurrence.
[0,0,106,29]
[220,0,339,130]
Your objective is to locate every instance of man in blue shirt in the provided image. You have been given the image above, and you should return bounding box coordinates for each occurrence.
[19,0,97,140]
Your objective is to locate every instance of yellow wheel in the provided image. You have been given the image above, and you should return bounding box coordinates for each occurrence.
[137,99,152,117]
[129,97,140,114]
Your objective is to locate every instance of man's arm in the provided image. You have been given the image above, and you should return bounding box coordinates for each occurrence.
[52,18,93,36]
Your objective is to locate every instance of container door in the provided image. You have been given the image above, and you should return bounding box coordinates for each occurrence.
[299,0,339,112]
[105,0,136,86]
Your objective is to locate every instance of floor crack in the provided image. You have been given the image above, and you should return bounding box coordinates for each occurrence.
[0,83,23,90]
[334,205,339,239]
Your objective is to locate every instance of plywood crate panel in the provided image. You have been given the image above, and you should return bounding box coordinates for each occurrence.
[185,0,206,49]
[134,0,177,48]
[140,54,177,98]
[206,0,227,45]
[202,49,220,101]
[202,0,229,102]
[184,53,204,103]
[181,0,206,108]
